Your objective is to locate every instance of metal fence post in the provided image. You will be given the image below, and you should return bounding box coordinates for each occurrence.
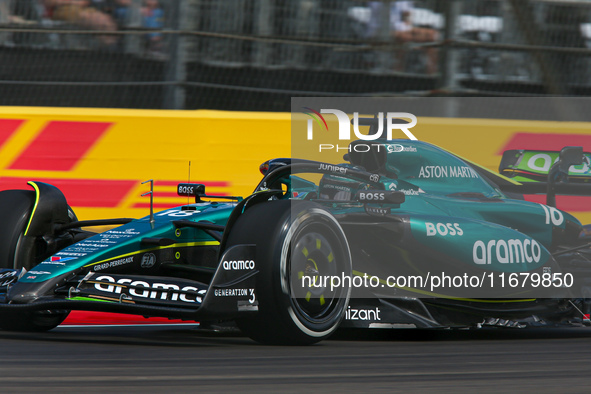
[508,0,564,95]
[124,0,143,55]
[208,0,246,64]
[375,1,393,72]
[438,0,460,92]
[0,0,11,45]
[184,0,200,62]
[254,0,273,66]
[163,0,187,109]
[292,0,319,67]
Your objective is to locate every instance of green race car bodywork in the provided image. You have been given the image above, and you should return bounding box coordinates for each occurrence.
[0,138,590,344]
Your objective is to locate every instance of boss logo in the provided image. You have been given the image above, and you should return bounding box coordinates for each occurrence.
[425,222,464,237]
[356,190,405,204]
[359,192,385,201]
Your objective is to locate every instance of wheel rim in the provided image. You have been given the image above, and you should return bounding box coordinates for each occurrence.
[288,221,350,327]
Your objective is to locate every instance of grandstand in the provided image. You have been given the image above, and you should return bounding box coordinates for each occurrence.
[1,0,590,111]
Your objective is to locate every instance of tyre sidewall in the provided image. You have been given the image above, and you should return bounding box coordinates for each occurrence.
[277,206,351,338]
[229,200,351,344]
[0,190,35,269]
[0,190,71,330]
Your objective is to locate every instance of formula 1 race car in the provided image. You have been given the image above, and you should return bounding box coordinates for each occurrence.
[1,133,591,345]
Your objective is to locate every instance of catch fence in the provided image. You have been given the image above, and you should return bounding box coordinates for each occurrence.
[1,0,590,110]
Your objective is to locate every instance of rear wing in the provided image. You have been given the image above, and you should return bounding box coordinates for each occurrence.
[499,146,591,206]
[500,148,591,183]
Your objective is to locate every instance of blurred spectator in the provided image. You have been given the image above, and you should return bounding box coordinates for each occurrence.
[1,0,39,45]
[0,1,8,44]
[367,1,439,74]
[112,0,131,27]
[8,0,45,45]
[142,0,163,54]
[43,0,123,46]
[0,1,10,24]
[7,0,41,24]
[89,0,131,27]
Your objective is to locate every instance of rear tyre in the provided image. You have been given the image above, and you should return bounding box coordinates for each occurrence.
[0,190,70,331]
[226,200,351,345]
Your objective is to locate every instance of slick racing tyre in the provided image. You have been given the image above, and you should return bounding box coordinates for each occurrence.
[0,190,37,270]
[0,309,70,332]
[0,190,71,331]
[226,200,352,345]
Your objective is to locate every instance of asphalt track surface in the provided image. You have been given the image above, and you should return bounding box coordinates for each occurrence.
[1,324,591,393]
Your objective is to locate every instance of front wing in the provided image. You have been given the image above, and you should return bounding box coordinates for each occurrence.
[0,245,259,321]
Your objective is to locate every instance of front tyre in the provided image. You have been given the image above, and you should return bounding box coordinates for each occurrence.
[226,200,352,345]
[0,310,70,332]
[0,189,71,331]
[0,190,36,270]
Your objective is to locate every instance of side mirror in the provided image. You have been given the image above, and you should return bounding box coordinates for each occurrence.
[177,183,206,202]
[177,183,206,197]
